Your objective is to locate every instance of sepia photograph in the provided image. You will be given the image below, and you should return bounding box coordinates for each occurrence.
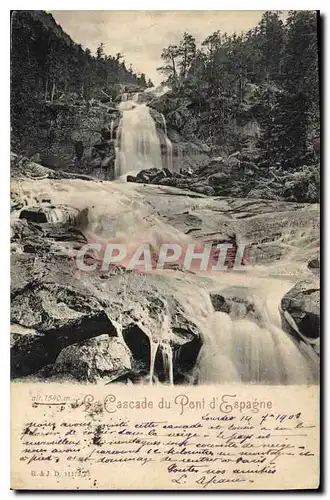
[10,10,320,388]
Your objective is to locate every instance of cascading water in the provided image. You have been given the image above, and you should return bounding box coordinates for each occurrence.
[114,92,174,177]
[160,113,173,171]
[14,177,319,385]
[115,93,163,177]
[186,286,319,385]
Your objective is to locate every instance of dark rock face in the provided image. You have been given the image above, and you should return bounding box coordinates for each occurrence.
[11,326,59,378]
[281,280,320,340]
[11,282,116,339]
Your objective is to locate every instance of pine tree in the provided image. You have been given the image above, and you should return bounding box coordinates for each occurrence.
[96,43,105,60]
[277,11,319,167]
[178,32,196,81]
[157,45,180,86]
[258,11,286,82]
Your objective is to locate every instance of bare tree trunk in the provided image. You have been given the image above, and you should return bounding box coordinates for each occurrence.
[44,79,48,102]
[51,81,56,102]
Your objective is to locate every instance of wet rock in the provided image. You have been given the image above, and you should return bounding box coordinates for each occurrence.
[11,219,43,242]
[11,283,117,341]
[163,168,173,178]
[90,158,102,169]
[150,169,167,184]
[19,205,80,225]
[308,257,320,269]
[174,336,203,382]
[210,288,261,322]
[33,193,52,204]
[136,169,157,184]
[210,294,231,314]
[281,280,320,340]
[127,175,136,182]
[136,168,158,181]
[11,243,24,254]
[52,335,132,383]
[247,189,268,199]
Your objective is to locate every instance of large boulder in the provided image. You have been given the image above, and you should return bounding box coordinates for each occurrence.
[136,168,158,183]
[281,280,320,340]
[11,282,116,340]
[308,257,320,270]
[52,335,132,383]
[210,287,261,322]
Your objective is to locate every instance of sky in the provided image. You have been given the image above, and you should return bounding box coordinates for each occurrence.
[50,11,284,86]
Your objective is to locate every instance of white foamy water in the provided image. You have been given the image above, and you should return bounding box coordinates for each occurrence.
[115,92,173,177]
[12,170,319,385]
[115,93,162,177]
[183,283,318,385]
[160,112,173,171]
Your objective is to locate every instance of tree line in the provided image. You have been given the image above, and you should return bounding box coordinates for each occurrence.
[158,11,320,170]
[11,10,153,147]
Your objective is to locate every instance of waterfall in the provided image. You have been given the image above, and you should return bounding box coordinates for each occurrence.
[115,93,162,177]
[181,284,319,385]
[161,113,173,171]
[148,309,174,385]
